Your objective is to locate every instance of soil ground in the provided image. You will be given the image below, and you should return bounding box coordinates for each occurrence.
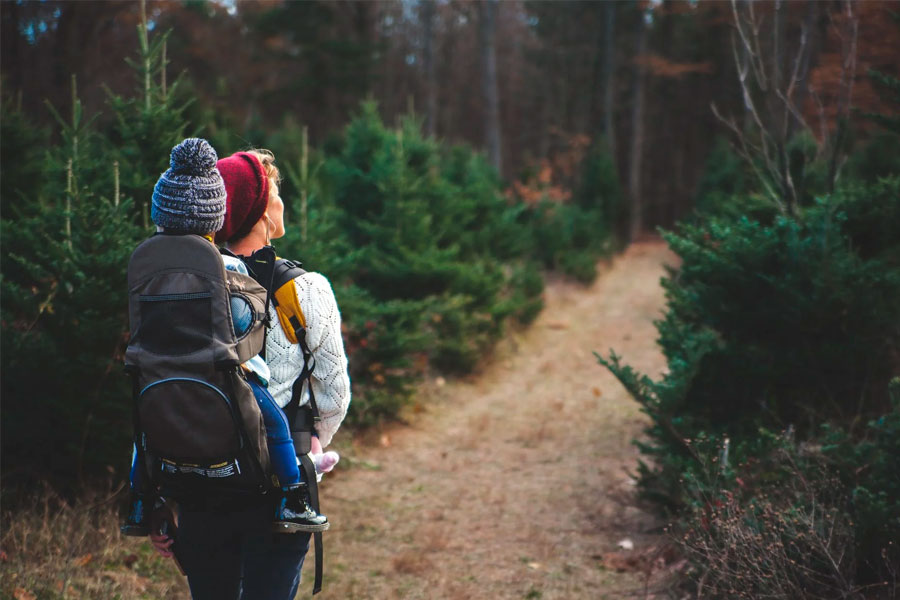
[299,240,676,599]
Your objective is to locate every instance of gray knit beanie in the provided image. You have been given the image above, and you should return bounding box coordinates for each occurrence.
[151,138,226,234]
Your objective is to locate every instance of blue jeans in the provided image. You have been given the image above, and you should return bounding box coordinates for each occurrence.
[176,500,311,600]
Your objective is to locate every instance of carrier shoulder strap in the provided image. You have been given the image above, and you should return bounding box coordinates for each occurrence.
[270,258,320,429]
[270,258,307,345]
[250,256,325,594]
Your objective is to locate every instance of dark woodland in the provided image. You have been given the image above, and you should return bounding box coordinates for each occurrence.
[1,1,899,598]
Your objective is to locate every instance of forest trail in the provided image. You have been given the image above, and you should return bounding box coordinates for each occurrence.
[305,240,676,599]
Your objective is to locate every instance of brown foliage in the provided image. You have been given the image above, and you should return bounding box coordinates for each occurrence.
[806,1,900,133]
[634,54,714,78]
[505,132,590,206]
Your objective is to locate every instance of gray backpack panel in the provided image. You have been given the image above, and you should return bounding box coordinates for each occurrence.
[125,234,271,496]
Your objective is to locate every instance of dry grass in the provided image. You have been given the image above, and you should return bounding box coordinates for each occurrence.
[0,483,188,599]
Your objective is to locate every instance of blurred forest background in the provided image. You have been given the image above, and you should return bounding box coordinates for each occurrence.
[1,0,899,598]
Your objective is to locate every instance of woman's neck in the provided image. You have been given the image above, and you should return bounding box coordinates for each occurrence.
[225,222,268,256]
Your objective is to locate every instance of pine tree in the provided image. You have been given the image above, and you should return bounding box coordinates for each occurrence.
[0,7,192,493]
[105,3,191,230]
[284,102,542,424]
[1,80,141,491]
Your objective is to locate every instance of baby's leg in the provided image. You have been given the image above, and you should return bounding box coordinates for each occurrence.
[122,443,155,536]
[247,376,300,486]
[129,443,143,492]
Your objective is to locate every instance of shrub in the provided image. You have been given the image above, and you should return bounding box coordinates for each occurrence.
[507,138,620,282]
[672,398,900,600]
[526,201,612,283]
[599,177,900,510]
[598,178,900,595]
[676,448,864,600]
[821,378,900,587]
[276,103,546,424]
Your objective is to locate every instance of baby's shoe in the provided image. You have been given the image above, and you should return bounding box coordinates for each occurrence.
[120,492,153,536]
[273,483,330,533]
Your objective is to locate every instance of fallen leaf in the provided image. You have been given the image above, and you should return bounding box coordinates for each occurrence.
[592,387,602,397]
[392,551,434,574]
[0,550,8,562]
[13,588,36,600]
[435,376,446,387]
[73,553,93,567]
[527,562,542,570]
[379,434,391,448]
[601,552,643,573]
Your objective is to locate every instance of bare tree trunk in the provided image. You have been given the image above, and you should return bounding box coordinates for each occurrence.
[791,0,820,137]
[628,13,648,242]
[538,79,552,160]
[422,0,437,137]
[603,0,618,158]
[578,7,604,138]
[478,0,502,175]
[826,0,857,193]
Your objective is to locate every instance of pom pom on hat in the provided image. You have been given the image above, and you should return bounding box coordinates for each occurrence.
[170,137,218,174]
[151,138,226,234]
[215,152,270,244]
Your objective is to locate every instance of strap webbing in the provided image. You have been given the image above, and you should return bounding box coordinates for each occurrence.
[299,453,323,594]
[239,253,325,592]
[270,259,325,594]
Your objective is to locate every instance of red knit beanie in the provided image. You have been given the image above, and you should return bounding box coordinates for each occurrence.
[215,152,270,243]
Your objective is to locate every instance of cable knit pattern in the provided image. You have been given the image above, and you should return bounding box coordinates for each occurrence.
[265,272,350,448]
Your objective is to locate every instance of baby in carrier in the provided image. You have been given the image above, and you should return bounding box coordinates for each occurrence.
[122,138,336,536]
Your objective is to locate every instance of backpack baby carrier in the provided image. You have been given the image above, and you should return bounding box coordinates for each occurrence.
[125,233,327,593]
[124,232,272,501]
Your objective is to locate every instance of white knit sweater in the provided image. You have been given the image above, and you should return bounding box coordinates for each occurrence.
[265,272,350,448]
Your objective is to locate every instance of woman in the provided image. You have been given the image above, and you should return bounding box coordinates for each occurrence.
[151,148,351,600]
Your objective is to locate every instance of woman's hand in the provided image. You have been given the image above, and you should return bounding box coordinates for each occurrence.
[148,503,177,558]
[149,532,175,558]
[310,434,323,456]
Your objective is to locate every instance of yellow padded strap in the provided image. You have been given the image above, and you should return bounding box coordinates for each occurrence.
[273,279,306,344]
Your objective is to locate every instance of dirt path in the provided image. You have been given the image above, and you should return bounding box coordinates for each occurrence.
[303,240,676,599]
